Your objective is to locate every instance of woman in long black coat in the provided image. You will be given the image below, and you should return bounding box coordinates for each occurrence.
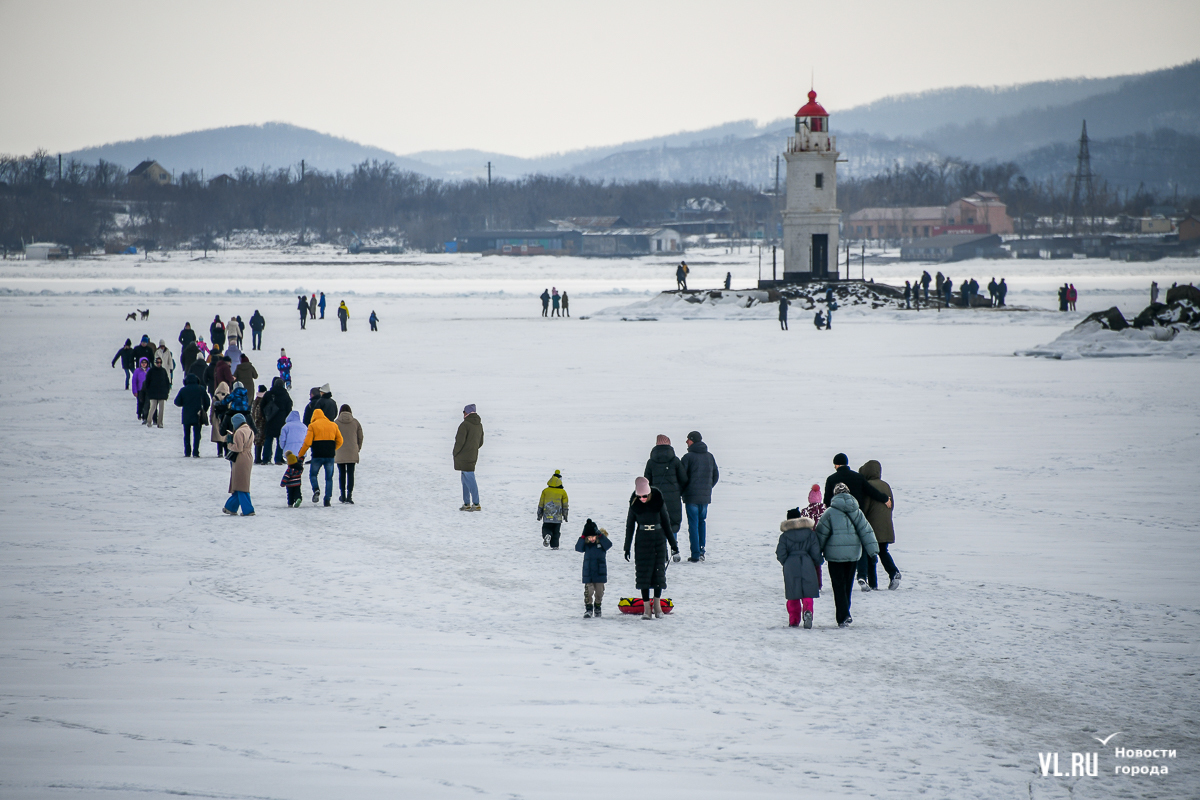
[261,377,293,464]
[643,434,686,535]
[624,477,681,619]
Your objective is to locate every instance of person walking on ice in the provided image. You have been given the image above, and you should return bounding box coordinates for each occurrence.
[337,300,349,332]
[777,507,823,628]
[369,310,378,331]
[537,470,569,548]
[319,291,326,320]
[857,460,902,591]
[814,483,878,628]
[298,408,343,507]
[222,413,256,516]
[454,404,484,511]
[576,519,611,618]
[280,451,304,508]
[625,477,681,619]
[298,296,308,329]
[680,430,719,562]
[560,291,569,318]
[277,349,292,390]
[779,295,790,330]
[540,289,550,317]
[551,288,561,317]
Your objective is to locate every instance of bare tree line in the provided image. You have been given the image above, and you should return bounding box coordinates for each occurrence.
[2,149,1195,254]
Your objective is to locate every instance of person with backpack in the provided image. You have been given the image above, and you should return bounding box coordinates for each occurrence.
[537,470,569,548]
[173,373,210,458]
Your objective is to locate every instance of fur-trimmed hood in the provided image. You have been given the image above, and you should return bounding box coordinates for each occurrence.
[780,517,815,532]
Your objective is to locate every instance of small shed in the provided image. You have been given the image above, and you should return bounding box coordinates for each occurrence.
[24,242,70,260]
[1176,216,1200,242]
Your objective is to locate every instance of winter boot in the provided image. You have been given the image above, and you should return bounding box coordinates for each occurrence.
[594,604,602,618]
[652,599,663,619]
[641,600,652,620]
[802,611,813,629]
[346,494,354,505]
[323,497,331,507]
[888,573,901,590]
[584,604,593,618]
[339,494,347,503]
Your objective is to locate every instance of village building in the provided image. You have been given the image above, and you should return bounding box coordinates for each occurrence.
[900,233,1002,262]
[848,191,1014,240]
[127,160,171,186]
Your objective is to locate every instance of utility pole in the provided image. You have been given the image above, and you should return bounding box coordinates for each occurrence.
[1068,121,1095,235]
[298,159,307,246]
[486,161,492,231]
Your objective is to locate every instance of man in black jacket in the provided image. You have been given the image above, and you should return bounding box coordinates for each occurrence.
[143,357,172,428]
[112,339,136,388]
[173,373,210,456]
[249,310,266,350]
[823,453,892,509]
[301,384,338,425]
[680,430,719,562]
[178,322,197,350]
[261,377,293,464]
[132,335,155,367]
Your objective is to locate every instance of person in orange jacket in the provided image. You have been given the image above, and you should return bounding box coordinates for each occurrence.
[298,408,343,506]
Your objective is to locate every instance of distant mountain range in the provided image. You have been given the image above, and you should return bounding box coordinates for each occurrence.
[63,59,1200,192]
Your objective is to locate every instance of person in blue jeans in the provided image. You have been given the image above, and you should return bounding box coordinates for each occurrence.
[297,408,343,507]
[680,430,719,561]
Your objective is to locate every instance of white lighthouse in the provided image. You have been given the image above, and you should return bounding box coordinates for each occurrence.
[782,89,840,282]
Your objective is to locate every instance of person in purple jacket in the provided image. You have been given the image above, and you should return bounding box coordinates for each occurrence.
[131,357,149,420]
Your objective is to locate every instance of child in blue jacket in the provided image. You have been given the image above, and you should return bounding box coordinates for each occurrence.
[575,518,612,618]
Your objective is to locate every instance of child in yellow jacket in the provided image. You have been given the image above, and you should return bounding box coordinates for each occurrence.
[537,470,569,549]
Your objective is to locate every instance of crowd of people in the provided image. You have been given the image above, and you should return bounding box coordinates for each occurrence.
[539,288,569,317]
[111,308,367,516]
[296,291,379,332]
[111,304,905,630]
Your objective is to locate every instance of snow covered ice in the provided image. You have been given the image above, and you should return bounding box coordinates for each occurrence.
[1,249,1198,799]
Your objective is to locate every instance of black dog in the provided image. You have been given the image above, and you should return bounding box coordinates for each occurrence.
[126,312,138,321]
[138,309,150,320]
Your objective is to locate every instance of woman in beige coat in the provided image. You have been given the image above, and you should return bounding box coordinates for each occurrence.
[334,404,364,504]
[222,413,256,516]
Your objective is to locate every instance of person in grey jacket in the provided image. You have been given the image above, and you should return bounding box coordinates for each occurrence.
[814,484,879,628]
[644,434,686,535]
[680,430,719,562]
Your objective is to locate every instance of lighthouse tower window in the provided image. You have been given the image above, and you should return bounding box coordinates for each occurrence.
[810,117,824,132]
[815,173,824,189]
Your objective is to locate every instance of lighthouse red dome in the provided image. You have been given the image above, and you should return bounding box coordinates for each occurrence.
[795,90,828,118]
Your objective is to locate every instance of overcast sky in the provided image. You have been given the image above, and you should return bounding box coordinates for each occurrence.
[2,0,1198,159]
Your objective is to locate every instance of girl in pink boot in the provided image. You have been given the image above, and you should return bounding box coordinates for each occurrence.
[776,507,823,628]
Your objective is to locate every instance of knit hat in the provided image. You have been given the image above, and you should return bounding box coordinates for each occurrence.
[582,518,599,537]
[285,451,297,465]
[634,476,650,496]
[786,507,802,519]
[656,434,670,446]
[231,381,243,391]
[833,482,851,496]
[463,403,476,414]
[833,452,848,466]
[158,339,165,347]
[686,430,702,443]
[231,413,247,429]
[808,484,822,505]
[320,383,330,394]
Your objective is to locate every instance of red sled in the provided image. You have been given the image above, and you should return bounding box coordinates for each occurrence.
[617,597,674,615]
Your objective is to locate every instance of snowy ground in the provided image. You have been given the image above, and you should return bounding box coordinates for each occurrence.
[1,249,1198,799]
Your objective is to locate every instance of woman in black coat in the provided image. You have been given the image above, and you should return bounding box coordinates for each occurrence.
[644,434,686,535]
[261,377,293,464]
[624,477,681,619]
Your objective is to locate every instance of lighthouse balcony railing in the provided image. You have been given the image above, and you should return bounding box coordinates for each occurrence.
[787,134,836,153]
